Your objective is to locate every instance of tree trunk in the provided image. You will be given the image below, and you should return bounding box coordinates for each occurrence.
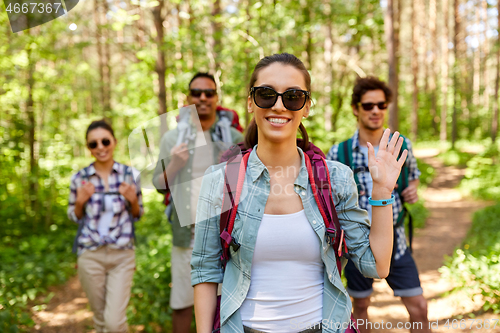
[244,0,251,127]
[429,0,439,134]
[94,0,104,114]
[26,43,38,226]
[441,0,449,141]
[102,0,111,115]
[305,1,313,69]
[324,0,334,133]
[411,0,420,142]
[211,0,222,71]
[481,0,491,124]
[385,0,399,131]
[473,1,480,108]
[153,0,168,132]
[452,0,460,149]
[493,0,500,142]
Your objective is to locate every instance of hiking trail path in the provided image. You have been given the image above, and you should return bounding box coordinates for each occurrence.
[30,149,499,332]
[370,148,497,333]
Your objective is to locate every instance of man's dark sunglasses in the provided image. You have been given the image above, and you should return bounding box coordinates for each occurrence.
[359,102,388,111]
[190,89,217,98]
[87,138,111,149]
[250,86,310,111]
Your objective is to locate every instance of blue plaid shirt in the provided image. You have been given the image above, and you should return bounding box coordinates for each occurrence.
[191,147,380,332]
[326,130,420,260]
[67,162,144,256]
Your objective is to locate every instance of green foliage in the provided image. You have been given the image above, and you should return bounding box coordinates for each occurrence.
[417,158,435,188]
[401,159,434,233]
[405,198,428,231]
[0,190,177,331]
[438,149,475,167]
[440,203,500,314]
[460,145,500,201]
[127,193,174,332]
[0,230,75,331]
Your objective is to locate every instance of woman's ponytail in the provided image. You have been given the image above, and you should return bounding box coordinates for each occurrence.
[298,123,310,151]
[244,118,258,149]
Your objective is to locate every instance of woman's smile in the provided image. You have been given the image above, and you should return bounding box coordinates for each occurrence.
[266,116,291,127]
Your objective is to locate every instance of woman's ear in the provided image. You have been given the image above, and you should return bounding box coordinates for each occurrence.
[303,99,311,118]
[247,95,253,113]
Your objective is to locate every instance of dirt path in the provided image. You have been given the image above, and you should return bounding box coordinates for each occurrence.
[370,148,498,333]
[30,150,498,332]
[31,275,94,332]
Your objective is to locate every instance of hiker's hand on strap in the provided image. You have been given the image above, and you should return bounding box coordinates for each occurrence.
[119,182,138,205]
[119,182,141,217]
[367,129,408,194]
[170,143,190,170]
[76,181,95,205]
[401,180,419,204]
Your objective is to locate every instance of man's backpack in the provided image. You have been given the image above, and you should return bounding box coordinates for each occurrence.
[337,135,413,251]
[211,140,359,333]
[163,106,244,209]
[72,165,137,254]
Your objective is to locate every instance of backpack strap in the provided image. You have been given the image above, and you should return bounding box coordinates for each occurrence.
[304,154,347,275]
[218,143,347,276]
[338,139,362,188]
[392,135,413,252]
[72,167,89,254]
[213,111,234,145]
[394,135,409,200]
[176,107,196,146]
[123,166,138,244]
[219,151,251,268]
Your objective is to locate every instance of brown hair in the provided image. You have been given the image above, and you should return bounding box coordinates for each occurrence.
[86,119,115,140]
[244,53,311,151]
[351,76,392,107]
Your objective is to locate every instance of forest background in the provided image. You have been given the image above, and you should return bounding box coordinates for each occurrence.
[1,0,500,331]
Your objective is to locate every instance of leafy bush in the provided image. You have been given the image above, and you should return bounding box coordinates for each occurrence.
[460,145,500,201]
[440,203,500,314]
[0,190,177,332]
[0,229,76,332]
[437,149,475,167]
[127,194,174,332]
[405,198,429,231]
[417,158,435,188]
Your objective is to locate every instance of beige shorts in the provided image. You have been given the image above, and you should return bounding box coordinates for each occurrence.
[170,246,194,310]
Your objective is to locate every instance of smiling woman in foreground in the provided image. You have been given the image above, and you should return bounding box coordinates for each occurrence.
[190,53,407,333]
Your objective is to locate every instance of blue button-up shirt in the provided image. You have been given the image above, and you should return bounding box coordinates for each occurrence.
[191,146,380,333]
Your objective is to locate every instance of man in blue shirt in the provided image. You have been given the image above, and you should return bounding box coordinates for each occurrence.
[326,77,430,332]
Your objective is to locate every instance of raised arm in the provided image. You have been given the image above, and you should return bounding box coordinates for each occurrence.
[367,129,408,277]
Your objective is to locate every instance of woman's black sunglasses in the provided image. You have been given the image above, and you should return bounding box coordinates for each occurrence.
[359,102,388,111]
[87,138,111,149]
[250,86,310,111]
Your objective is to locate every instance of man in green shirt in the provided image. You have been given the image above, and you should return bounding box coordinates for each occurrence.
[153,72,243,333]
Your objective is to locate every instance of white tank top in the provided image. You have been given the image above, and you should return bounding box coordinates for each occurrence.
[240,210,324,332]
[97,194,114,238]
